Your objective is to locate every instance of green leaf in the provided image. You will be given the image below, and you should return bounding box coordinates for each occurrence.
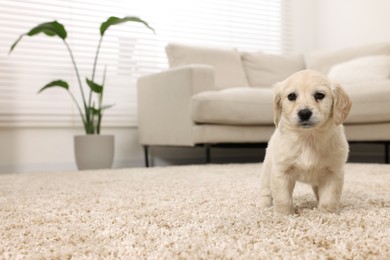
[86,78,103,94]
[27,21,67,38]
[38,80,69,93]
[89,107,101,116]
[88,104,114,118]
[100,16,155,36]
[10,21,67,53]
[102,104,115,111]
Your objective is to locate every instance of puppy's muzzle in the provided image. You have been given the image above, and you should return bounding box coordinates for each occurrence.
[298,108,312,124]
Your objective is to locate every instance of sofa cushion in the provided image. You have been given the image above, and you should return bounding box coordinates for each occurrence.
[190,81,390,126]
[190,88,274,125]
[305,42,390,75]
[328,55,390,85]
[344,80,390,124]
[166,43,249,89]
[241,52,305,88]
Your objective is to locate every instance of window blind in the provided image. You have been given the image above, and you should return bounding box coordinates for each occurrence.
[0,0,291,127]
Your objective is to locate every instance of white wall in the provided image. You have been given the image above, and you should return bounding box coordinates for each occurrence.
[0,127,145,173]
[290,0,317,53]
[291,0,390,52]
[315,0,390,50]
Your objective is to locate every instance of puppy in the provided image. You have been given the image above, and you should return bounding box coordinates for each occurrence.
[259,70,352,215]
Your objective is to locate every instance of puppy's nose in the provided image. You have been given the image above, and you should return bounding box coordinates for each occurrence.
[298,109,312,121]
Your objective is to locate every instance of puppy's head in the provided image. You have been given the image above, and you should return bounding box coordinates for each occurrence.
[273,70,352,129]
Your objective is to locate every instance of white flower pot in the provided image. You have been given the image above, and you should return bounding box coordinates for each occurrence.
[74,135,114,170]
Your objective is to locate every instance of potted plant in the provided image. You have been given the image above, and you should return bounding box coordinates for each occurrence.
[9,16,155,170]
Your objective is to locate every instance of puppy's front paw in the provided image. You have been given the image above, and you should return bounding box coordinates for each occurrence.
[274,204,294,215]
[319,203,339,214]
[258,196,272,208]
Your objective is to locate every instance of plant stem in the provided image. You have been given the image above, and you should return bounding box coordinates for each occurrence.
[96,65,107,134]
[92,37,103,82]
[89,37,104,108]
[63,39,91,133]
[67,90,86,127]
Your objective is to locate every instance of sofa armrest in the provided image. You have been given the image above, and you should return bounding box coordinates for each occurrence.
[137,65,215,146]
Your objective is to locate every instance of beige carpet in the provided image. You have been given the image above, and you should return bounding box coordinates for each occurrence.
[0,163,389,259]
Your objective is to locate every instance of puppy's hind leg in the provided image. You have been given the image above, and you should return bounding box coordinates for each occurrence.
[312,185,319,202]
[258,158,273,208]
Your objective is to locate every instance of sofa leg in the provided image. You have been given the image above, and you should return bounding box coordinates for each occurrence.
[143,145,150,167]
[205,144,211,164]
[385,143,389,164]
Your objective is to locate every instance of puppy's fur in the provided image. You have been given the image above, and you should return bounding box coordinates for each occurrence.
[259,70,352,215]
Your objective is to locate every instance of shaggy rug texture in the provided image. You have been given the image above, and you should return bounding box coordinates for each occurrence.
[0,163,389,259]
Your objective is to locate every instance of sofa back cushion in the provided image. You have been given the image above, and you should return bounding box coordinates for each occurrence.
[328,55,390,85]
[305,42,390,75]
[241,52,305,87]
[166,43,249,89]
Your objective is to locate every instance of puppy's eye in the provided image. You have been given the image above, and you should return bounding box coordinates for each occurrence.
[314,92,325,101]
[287,93,297,101]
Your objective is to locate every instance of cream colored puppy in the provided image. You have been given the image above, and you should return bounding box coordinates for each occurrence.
[259,70,352,215]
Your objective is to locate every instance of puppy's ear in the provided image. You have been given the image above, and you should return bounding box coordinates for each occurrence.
[332,83,352,125]
[273,82,283,127]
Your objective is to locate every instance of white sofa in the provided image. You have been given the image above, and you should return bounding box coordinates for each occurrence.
[137,42,390,166]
